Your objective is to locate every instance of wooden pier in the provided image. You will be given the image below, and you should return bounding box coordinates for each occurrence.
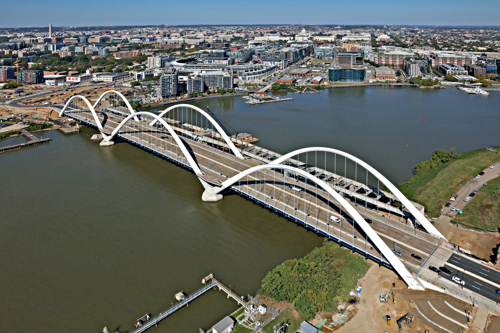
[0,130,51,154]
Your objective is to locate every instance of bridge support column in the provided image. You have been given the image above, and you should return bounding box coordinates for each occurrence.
[99,133,115,147]
[199,177,223,202]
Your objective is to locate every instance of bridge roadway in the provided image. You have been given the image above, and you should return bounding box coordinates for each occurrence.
[66,108,441,267]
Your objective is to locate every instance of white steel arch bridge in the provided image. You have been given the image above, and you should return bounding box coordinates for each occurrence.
[59,91,450,291]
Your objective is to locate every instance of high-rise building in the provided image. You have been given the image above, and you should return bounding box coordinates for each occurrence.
[19,70,44,84]
[0,67,16,82]
[160,68,178,98]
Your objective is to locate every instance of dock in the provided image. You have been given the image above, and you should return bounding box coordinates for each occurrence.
[122,274,247,333]
[0,129,51,154]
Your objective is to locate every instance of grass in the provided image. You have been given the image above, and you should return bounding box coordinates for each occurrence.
[399,147,500,217]
[0,130,21,140]
[232,323,253,333]
[232,307,245,319]
[261,308,302,333]
[453,177,500,230]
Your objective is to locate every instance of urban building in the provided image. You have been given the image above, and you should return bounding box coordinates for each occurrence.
[66,73,91,83]
[289,68,310,77]
[160,68,178,98]
[376,51,414,66]
[464,64,486,76]
[202,57,232,65]
[276,76,296,84]
[337,53,364,67]
[93,72,128,82]
[187,76,204,93]
[228,64,277,81]
[259,58,287,70]
[113,50,141,59]
[375,66,396,80]
[98,48,110,56]
[328,67,366,82]
[339,42,360,52]
[49,43,65,51]
[212,316,234,333]
[19,70,44,84]
[227,48,253,63]
[147,55,175,68]
[198,71,233,90]
[0,66,16,82]
[428,53,468,67]
[438,63,467,76]
[404,58,422,77]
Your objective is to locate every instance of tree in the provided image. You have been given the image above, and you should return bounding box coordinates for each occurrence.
[444,75,457,82]
[104,65,113,73]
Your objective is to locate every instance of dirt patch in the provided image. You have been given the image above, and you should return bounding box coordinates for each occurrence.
[486,315,500,332]
[256,295,301,319]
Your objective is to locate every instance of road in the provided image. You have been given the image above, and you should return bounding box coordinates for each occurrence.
[448,253,500,285]
[443,162,500,215]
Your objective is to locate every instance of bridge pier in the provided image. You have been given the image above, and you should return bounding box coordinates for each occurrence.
[199,178,223,202]
[99,133,116,147]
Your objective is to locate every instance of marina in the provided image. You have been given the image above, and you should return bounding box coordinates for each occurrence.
[243,94,294,105]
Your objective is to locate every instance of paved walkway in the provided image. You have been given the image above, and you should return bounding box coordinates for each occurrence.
[470,307,490,333]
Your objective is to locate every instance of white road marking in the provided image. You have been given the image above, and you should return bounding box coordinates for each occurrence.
[414,303,453,333]
[428,301,467,328]
[444,301,467,317]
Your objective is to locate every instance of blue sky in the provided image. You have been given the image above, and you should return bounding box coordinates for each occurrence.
[3,0,500,28]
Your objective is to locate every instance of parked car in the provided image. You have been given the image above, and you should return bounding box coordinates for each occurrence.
[439,267,452,274]
[452,276,465,286]
[411,254,422,261]
[484,183,488,186]
[464,197,471,202]
[365,219,372,224]
[445,202,451,207]
[470,193,475,197]
[429,266,439,273]
[393,249,403,257]
[476,175,481,178]
[490,165,495,169]
[480,172,485,176]
[451,207,456,212]
[474,190,478,193]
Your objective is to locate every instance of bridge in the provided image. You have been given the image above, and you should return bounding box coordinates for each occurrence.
[59,91,500,306]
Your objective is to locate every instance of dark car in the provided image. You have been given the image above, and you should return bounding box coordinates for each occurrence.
[365,219,372,224]
[445,202,451,207]
[411,254,422,261]
[439,267,452,275]
[470,193,475,197]
[496,289,500,295]
[429,266,439,273]
[480,172,485,176]
[393,249,403,257]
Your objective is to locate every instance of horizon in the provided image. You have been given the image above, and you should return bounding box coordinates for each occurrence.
[2,0,500,28]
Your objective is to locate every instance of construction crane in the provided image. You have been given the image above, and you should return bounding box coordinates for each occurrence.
[14,60,20,82]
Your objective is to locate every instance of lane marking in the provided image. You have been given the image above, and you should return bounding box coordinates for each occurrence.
[414,303,453,333]
[428,301,467,328]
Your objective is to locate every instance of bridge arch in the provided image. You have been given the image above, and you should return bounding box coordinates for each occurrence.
[59,95,103,131]
[150,104,244,160]
[272,147,445,240]
[106,111,203,175]
[93,90,139,121]
[210,163,424,290]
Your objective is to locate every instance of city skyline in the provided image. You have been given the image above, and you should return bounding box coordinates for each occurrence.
[2,0,500,28]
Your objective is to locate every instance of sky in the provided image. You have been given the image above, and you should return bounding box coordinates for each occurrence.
[3,0,500,28]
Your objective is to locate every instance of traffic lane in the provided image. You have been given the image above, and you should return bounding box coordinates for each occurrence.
[439,265,500,303]
[448,253,500,285]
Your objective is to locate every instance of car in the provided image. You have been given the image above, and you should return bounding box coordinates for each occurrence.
[429,266,440,273]
[470,192,476,197]
[451,207,456,211]
[452,276,465,286]
[411,254,422,260]
[439,267,452,274]
[496,289,500,295]
[491,165,495,169]
[484,183,488,186]
[445,202,451,207]
[365,219,372,223]
[464,197,471,202]
[330,216,340,223]
[290,186,302,192]
[474,189,478,193]
[480,172,485,176]
[476,175,481,178]
[393,249,403,257]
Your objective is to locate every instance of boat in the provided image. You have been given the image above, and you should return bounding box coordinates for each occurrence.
[175,291,187,301]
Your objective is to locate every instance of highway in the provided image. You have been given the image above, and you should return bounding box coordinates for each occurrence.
[448,253,500,285]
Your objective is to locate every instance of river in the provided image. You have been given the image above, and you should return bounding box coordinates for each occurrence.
[0,87,498,332]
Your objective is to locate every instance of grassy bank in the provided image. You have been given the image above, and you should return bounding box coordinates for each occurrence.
[258,240,369,321]
[453,177,500,230]
[398,147,500,217]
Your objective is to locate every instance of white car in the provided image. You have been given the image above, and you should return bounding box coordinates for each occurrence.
[464,197,471,202]
[490,165,495,169]
[452,276,465,286]
[476,175,481,179]
[330,216,340,223]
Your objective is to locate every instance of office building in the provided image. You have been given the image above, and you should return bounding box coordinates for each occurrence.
[113,51,141,59]
[328,67,366,82]
[438,63,467,76]
[464,64,486,76]
[160,68,178,98]
[19,70,44,84]
[404,58,422,77]
[428,53,468,67]
[98,48,110,56]
[0,66,16,82]
[376,51,414,66]
[375,66,396,80]
[147,55,174,69]
[337,53,364,67]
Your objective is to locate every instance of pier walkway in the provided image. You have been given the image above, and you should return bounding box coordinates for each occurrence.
[130,281,217,333]
[0,129,51,154]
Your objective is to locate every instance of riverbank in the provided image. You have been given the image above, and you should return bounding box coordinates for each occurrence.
[398,146,500,218]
